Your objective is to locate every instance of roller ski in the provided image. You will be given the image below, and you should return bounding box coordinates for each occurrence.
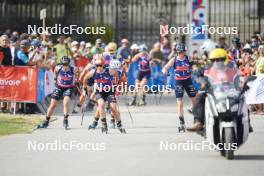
[137,97,146,106]
[88,120,98,130]
[178,116,186,132]
[101,123,108,134]
[63,117,69,130]
[117,121,126,134]
[37,119,49,128]
[127,97,137,106]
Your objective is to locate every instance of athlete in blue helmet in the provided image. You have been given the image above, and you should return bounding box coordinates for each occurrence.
[38,56,77,129]
[162,43,196,131]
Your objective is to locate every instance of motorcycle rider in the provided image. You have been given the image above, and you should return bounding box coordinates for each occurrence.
[187,48,246,131]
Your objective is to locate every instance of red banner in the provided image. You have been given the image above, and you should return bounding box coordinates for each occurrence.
[0,66,39,103]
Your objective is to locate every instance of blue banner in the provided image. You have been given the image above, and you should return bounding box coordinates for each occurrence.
[37,68,45,103]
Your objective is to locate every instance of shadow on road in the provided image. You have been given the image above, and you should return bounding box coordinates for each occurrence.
[235,155,264,160]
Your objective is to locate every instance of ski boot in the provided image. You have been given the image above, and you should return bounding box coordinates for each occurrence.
[128,97,137,106]
[178,116,186,132]
[138,97,146,106]
[101,122,108,134]
[110,118,116,129]
[63,115,69,130]
[88,119,98,130]
[117,121,126,134]
[37,119,49,128]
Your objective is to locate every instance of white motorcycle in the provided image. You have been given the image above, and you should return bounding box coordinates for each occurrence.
[204,62,255,160]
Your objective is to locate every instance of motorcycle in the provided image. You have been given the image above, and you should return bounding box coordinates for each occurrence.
[204,61,255,160]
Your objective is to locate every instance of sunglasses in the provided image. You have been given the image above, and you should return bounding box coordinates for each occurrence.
[96,64,103,67]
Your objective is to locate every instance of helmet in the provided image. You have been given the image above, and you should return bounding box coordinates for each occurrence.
[121,38,129,44]
[199,39,218,55]
[110,59,121,70]
[107,42,117,53]
[139,44,148,52]
[209,48,228,61]
[176,43,186,52]
[93,54,105,66]
[61,56,70,64]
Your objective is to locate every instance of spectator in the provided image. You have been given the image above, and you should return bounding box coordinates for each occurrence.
[91,38,104,54]
[117,38,131,60]
[15,40,38,66]
[9,36,19,65]
[0,35,12,66]
[53,36,71,65]
[150,42,164,65]
[218,35,229,50]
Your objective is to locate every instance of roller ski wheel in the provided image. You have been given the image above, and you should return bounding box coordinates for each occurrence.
[63,119,69,130]
[178,125,186,132]
[101,126,108,134]
[118,127,126,134]
[88,121,98,130]
[37,120,49,128]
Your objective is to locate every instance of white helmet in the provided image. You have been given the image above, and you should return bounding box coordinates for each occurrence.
[199,39,218,56]
[109,59,121,70]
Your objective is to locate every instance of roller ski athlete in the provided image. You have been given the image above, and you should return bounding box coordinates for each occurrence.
[129,44,154,106]
[83,54,126,134]
[38,56,76,130]
[162,43,196,132]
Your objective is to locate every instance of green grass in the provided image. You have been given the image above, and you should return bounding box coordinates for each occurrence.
[0,114,42,136]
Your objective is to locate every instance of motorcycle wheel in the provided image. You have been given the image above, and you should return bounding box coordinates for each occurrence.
[224,127,235,160]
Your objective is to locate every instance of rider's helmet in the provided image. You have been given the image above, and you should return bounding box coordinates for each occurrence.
[107,42,117,54]
[93,54,105,66]
[61,56,71,65]
[209,48,228,64]
[139,44,148,52]
[176,43,186,52]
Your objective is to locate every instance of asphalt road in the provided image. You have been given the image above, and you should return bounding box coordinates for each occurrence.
[0,94,264,176]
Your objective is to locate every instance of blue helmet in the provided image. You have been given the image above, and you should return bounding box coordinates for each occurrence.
[61,56,70,64]
[176,43,186,52]
[31,39,41,48]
